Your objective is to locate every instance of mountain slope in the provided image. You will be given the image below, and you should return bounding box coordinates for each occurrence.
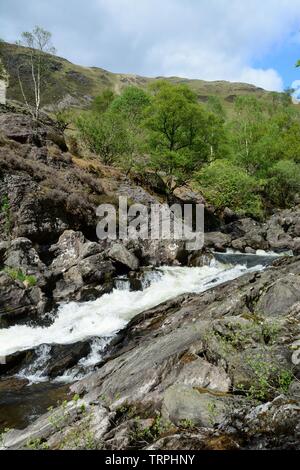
[0,42,270,109]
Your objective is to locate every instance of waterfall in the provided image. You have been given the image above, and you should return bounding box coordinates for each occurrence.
[0,261,263,361]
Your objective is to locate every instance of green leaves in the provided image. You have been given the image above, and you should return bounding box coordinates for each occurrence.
[76,111,130,165]
[195,160,263,219]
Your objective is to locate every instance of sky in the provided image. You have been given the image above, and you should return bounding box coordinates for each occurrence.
[1,0,300,95]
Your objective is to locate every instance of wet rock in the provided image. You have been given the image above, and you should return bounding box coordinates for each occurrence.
[188,250,214,267]
[204,232,231,252]
[46,342,91,378]
[0,349,34,375]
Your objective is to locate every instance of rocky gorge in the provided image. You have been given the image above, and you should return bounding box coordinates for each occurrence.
[1,103,300,450]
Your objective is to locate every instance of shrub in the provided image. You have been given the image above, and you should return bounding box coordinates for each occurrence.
[76,111,130,165]
[194,160,263,218]
[266,160,300,207]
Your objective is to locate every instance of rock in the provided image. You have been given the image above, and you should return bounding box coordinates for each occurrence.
[172,185,220,232]
[49,230,115,301]
[188,250,214,267]
[225,218,268,251]
[108,243,139,271]
[46,342,91,378]
[222,207,239,224]
[0,272,47,326]
[244,395,300,436]
[0,349,34,375]
[0,398,90,450]
[147,431,238,450]
[173,186,206,205]
[162,384,230,427]
[53,255,114,302]
[0,241,9,263]
[4,237,47,285]
[0,377,29,392]
[0,112,67,150]
[50,230,86,274]
[166,357,231,392]
[256,275,300,317]
[204,232,231,252]
[137,239,187,266]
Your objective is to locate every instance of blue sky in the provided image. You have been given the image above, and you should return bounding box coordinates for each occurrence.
[1,0,300,94]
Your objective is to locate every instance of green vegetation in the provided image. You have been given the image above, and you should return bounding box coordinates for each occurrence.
[130,413,171,447]
[236,354,294,401]
[1,38,300,217]
[3,267,37,287]
[74,79,300,216]
[195,160,263,218]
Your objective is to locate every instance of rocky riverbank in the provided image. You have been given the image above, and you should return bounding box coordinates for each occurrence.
[1,255,300,450]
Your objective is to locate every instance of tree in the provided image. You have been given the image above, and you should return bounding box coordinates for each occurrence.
[110,86,150,124]
[91,89,116,114]
[16,26,56,120]
[143,81,228,188]
[76,111,131,165]
[207,95,226,121]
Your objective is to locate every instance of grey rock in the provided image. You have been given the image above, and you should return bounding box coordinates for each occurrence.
[108,243,139,271]
[162,384,230,427]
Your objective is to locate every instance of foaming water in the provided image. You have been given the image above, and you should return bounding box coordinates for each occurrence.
[0,263,262,359]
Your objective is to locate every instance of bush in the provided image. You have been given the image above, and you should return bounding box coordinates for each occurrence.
[195,160,263,218]
[76,111,130,165]
[266,160,300,207]
[110,86,150,123]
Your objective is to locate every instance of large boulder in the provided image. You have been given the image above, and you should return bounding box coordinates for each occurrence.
[0,271,47,326]
[255,275,300,317]
[225,218,268,251]
[4,237,47,285]
[49,230,115,301]
[162,384,230,427]
[204,232,231,252]
[108,243,139,271]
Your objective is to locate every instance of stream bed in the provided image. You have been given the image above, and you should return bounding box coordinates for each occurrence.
[0,251,282,432]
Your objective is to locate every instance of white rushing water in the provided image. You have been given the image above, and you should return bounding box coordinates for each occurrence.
[0,262,263,359]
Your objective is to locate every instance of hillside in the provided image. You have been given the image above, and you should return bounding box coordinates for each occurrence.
[0,41,270,110]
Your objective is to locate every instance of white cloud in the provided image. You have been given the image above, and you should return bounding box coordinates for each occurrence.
[2,0,300,90]
[239,68,284,92]
[94,0,300,91]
